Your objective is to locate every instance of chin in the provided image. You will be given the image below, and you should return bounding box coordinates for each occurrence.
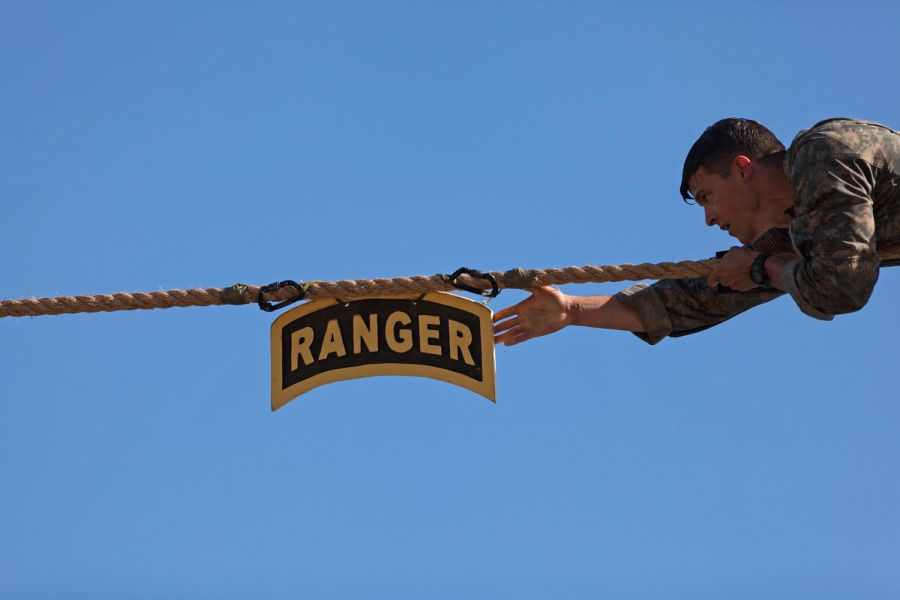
[732,231,751,245]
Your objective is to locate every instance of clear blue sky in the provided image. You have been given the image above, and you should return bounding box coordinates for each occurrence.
[2,2,899,598]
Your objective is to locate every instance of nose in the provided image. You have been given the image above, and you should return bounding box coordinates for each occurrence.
[704,205,717,227]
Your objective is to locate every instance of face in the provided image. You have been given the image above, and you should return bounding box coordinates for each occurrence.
[687,161,761,245]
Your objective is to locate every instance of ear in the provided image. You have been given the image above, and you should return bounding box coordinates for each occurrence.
[733,155,753,180]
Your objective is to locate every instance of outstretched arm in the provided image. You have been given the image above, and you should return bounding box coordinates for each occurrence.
[492,286,644,346]
[493,228,797,347]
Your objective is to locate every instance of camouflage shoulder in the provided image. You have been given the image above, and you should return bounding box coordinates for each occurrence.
[787,118,900,173]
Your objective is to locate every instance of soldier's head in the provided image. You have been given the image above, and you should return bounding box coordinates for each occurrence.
[680,118,786,244]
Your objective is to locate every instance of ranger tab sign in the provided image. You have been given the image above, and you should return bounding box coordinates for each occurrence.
[270,292,496,410]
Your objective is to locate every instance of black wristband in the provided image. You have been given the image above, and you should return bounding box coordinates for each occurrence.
[749,252,771,288]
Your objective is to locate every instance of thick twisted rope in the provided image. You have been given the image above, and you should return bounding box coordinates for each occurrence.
[0,258,716,318]
[4,246,898,319]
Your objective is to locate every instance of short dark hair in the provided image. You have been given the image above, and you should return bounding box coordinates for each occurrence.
[680,118,785,201]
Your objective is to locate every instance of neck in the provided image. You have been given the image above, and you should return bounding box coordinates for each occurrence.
[751,163,793,238]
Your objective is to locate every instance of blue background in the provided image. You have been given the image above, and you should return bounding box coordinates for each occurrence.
[2,2,898,598]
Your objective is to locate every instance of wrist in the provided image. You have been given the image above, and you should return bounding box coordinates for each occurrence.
[763,254,789,291]
[563,293,579,327]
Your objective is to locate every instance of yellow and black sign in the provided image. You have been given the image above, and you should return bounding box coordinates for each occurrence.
[270,292,496,410]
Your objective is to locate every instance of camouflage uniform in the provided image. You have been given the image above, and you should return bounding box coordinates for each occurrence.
[616,118,900,345]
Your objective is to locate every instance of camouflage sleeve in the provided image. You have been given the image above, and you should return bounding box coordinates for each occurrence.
[785,140,881,319]
[614,279,783,345]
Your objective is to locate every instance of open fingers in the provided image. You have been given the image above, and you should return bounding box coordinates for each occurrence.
[493,304,520,321]
[492,316,519,335]
[502,330,532,346]
[493,327,521,345]
[493,288,549,322]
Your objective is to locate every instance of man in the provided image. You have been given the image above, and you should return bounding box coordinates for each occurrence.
[493,118,900,346]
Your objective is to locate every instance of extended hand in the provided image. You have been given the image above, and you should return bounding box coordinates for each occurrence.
[708,246,759,291]
[492,286,572,346]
